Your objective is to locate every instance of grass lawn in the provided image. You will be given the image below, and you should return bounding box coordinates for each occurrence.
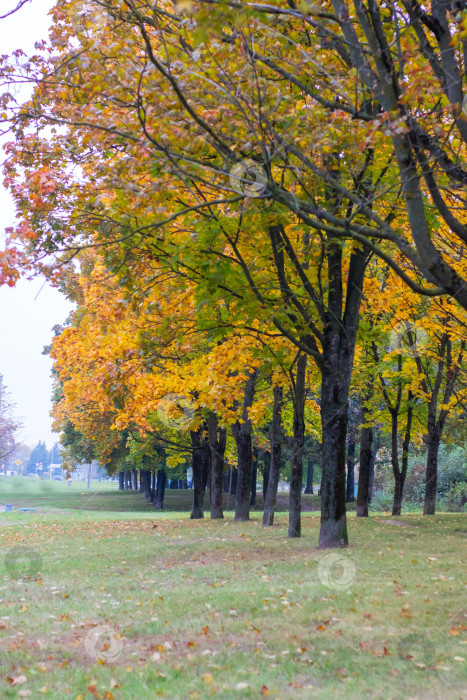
[0,480,466,699]
[0,477,324,513]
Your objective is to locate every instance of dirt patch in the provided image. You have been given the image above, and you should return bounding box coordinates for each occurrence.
[275,496,320,512]
[378,519,414,527]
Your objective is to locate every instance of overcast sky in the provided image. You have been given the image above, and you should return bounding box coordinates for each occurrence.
[0,0,72,449]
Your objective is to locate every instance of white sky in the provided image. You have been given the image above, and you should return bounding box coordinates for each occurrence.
[0,0,72,448]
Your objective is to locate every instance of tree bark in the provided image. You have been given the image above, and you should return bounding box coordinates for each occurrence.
[190,426,210,519]
[304,459,314,494]
[391,393,413,516]
[132,468,138,490]
[118,471,124,491]
[263,384,283,527]
[208,412,226,519]
[368,435,378,504]
[232,370,257,521]
[345,436,356,503]
[262,462,270,498]
[318,245,368,547]
[320,374,348,546]
[424,417,442,515]
[125,469,131,490]
[155,469,166,509]
[230,467,237,495]
[150,470,156,504]
[144,470,152,500]
[357,423,373,517]
[250,446,258,507]
[289,354,307,538]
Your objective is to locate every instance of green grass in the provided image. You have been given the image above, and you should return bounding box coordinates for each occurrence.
[0,476,323,513]
[0,482,465,699]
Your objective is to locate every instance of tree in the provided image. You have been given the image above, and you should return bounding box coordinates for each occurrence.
[26,440,50,474]
[0,375,20,462]
[7,0,467,544]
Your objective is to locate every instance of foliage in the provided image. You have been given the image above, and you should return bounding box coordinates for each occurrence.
[437,445,467,494]
[444,482,467,513]
[26,440,51,473]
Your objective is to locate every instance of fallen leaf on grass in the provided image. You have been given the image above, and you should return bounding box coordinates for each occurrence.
[6,675,27,686]
[260,686,270,696]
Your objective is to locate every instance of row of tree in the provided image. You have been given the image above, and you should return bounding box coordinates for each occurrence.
[2,0,467,545]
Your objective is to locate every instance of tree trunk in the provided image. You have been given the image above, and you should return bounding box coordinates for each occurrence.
[208,412,226,520]
[368,435,378,504]
[263,384,283,526]
[263,462,270,498]
[391,394,413,516]
[144,470,152,500]
[357,423,372,517]
[304,459,314,494]
[150,471,156,503]
[230,467,237,495]
[319,360,350,548]
[118,471,124,491]
[190,426,210,519]
[424,418,441,516]
[289,354,307,538]
[318,244,368,547]
[345,436,356,503]
[155,469,166,509]
[250,446,258,507]
[132,469,138,490]
[232,370,257,521]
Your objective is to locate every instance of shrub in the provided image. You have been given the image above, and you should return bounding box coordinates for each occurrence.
[370,487,394,512]
[444,481,467,512]
[437,446,467,495]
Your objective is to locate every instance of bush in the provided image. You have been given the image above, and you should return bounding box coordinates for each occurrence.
[404,461,425,505]
[444,481,467,512]
[370,486,394,512]
[437,446,467,495]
